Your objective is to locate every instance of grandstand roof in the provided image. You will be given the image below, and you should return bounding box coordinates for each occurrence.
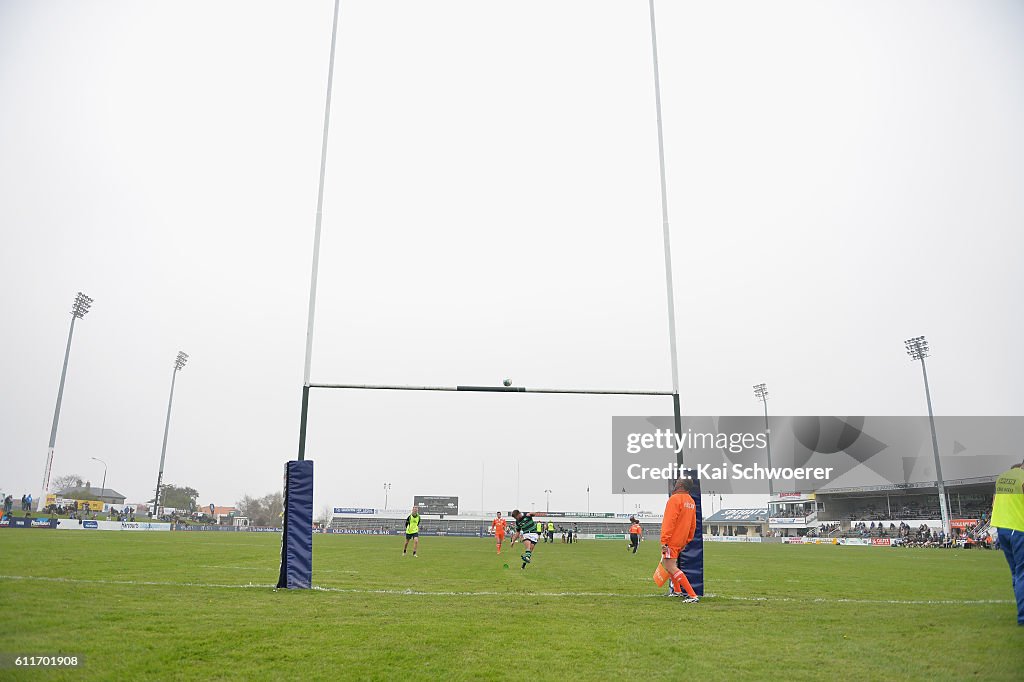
[815,476,996,497]
[705,508,768,523]
[55,486,126,503]
[778,475,1001,498]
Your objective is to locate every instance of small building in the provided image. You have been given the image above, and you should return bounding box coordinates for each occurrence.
[55,486,126,506]
[768,492,826,536]
[201,505,239,524]
[705,508,769,537]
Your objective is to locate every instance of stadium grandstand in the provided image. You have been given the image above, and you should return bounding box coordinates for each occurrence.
[767,476,997,545]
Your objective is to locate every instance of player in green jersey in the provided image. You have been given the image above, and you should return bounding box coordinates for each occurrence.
[510,509,543,569]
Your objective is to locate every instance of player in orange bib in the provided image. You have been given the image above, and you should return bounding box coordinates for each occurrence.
[490,511,508,554]
[660,477,699,603]
[628,517,643,554]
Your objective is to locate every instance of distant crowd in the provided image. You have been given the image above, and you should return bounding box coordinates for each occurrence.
[805,522,841,537]
[1,493,34,517]
[0,493,144,523]
[43,503,139,522]
[847,519,994,547]
[890,521,994,549]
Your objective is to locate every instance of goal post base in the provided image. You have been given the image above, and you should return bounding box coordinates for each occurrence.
[679,475,704,596]
[277,459,314,589]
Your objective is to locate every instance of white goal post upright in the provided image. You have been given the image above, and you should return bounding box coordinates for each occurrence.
[647,0,685,451]
[297,0,342,461]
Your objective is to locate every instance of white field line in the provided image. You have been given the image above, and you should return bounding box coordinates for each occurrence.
[0,574,1011,606]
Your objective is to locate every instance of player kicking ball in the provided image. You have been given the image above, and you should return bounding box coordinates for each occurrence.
[490,511,508,555]
[510,509,542,569]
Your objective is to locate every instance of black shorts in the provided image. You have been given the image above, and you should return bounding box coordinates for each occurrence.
[405,532,418,540]
[630,533,640,545]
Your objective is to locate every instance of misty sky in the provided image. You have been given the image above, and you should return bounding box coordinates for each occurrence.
[1,0,1022,517]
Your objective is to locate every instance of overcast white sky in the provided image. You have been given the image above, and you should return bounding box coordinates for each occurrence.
[1,0,1022,516]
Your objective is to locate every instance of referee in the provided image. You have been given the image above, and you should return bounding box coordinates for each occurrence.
[991,460,1024,626]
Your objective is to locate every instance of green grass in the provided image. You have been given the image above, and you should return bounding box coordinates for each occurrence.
[0,532,1020,681]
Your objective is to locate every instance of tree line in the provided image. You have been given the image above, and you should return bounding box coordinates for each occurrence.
[235,492,283,527]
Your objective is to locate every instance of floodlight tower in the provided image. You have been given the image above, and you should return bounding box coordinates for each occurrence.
[152,351,189,516]
[91,457,108,502]
[753,383,774,496]
[904,336,950,535]
[544,489,552,512]
[39,292,93,510]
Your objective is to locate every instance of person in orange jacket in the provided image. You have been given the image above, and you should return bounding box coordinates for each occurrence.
[628,517,643,554]
[660,476,699,603]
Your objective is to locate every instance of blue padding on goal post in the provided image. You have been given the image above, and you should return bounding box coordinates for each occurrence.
[277,460,313,589]
[678,476,704,596]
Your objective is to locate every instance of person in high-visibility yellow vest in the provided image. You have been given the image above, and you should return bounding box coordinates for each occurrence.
[402,505,421,557]
[991,460,1024,626]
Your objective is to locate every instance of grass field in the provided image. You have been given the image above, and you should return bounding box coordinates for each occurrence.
[0,531,1021,681]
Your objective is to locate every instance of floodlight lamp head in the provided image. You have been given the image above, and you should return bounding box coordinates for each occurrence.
[753,383,768,401]
[175,351,189,371]
[71,292,93,319]
[904,335,929,360]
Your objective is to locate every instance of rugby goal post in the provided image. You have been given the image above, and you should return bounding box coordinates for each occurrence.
[278,0,703,594]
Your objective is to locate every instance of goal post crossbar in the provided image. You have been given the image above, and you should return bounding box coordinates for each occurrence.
[308,382,674,396]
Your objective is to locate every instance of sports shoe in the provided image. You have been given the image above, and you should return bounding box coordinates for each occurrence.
[681,596,700,603]
[413,553,418,558]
